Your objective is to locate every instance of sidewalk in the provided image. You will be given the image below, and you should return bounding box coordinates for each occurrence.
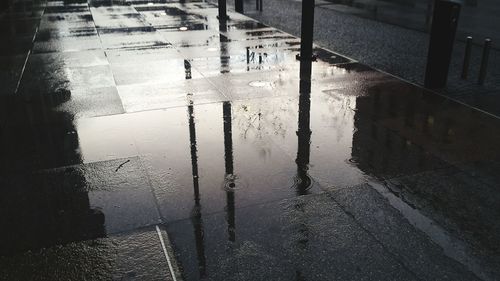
[237,0,500,117]
[1,0,500,280]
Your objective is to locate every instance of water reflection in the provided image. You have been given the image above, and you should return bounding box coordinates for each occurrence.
[184,59,192,80]
[223,101,236,242]
[218,32,229,73]
[351,80,500,254]
[187,101,207,278]
[295,80,312,196]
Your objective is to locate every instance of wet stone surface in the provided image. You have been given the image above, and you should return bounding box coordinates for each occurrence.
[0,227,173,281]
[0,157,160,255]
[1,0,500,280]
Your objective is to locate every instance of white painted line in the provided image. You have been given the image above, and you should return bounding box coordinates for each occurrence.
[156,225,178,281]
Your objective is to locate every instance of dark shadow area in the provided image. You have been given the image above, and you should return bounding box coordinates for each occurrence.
[0,0,106,258]
[352,80,500,257]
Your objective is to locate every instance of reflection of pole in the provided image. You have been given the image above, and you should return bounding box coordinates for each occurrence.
[293,70,311,278]
[296,89,312,195]
[223,102,236,242]
[296,10,314,194]
[187,103,207,278]
[219,34,229,73]
[184,59,192,80]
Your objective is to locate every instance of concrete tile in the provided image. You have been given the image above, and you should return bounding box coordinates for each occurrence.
[166,193,419,281]
[328,183,482,281]
[110,58,203,86]
[98,29,170,49]
[117,78,225,112]
[0,227,173,281]
[0,157,160,253]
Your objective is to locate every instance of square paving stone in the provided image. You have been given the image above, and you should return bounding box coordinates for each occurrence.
[105,45,182,64]
[0,54,27,95]
[328,183,483,281]
[29,49,108,68]
[0,157,161,256]
[33,34,102,53]
[18,62,115,95]
[0,227,173,281]
[117,78,225,112]
[385,167,500,264]
[0,110,82,172]
[110,58,203,86]
[98,29,170,49]
[166,193,419,281]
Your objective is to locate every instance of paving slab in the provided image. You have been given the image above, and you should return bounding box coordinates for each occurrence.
[328,183,483,281]
[0,157,160,255]
[0,226,174,281]
[1,0,499,280]
[166,193,420,281]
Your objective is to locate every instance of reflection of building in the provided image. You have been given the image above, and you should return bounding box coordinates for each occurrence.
[353,81,500,168]
[351,81,500,253]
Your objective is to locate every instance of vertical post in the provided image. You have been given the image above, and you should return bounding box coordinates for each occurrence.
[187,102,207,279]
[256,0,259,11]
[218,0,228,21]
[259,0,263,11]
[424,0,461,89]
[235,0,243,13]
[296,85,312,195]
[223,102,236,242]
[296,0,314,195]
[478,38,491,85]
[184,59,192,80]
[461,36,472,79]
[299,0,316,83]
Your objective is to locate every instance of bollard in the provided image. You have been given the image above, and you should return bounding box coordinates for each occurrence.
[424,0,461,89]
[235,0,243,13]
[478,38,491,85]
[461,36,472,79]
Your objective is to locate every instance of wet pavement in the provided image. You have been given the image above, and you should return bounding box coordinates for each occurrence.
[1,0,500,280]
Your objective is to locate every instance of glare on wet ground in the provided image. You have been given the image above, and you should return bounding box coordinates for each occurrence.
[1,0,500,280]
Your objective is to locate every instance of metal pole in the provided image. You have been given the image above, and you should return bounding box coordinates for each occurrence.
[222,102,236,242]
[218,0,228,21]
[296,85,312,196]
[299,0,316,83]
[235,0,243,13]
[424,0,461,88]
[478,38,491,85]
[461,36,472,79]
[187,102,207,279]
[259,0,263,11]
[256,0,259,11]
